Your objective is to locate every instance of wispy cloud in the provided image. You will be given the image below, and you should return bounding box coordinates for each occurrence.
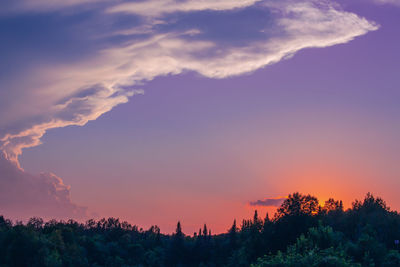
[373,0,400,6]
[0,0,378,163]
[1,0,107,14]
[107,0,263,17]
[249,196,287,207]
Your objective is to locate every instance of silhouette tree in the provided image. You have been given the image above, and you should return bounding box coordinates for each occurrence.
[272,193,320,250]
[276,192,319,218]
[228,219,238,250]
[252,210,263,232]
[168,221,185,265]
[203,224,208,237]
[0,192,399,267]
[323,198,344,213]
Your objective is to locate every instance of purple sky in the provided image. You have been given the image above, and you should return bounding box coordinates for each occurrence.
[1,0,400,233]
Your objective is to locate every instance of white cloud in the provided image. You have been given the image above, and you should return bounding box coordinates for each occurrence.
[2,0,107,13]
[0,0,378,165]
[373,0,400,5]
[1,84,139,166]
[107,0,263,16]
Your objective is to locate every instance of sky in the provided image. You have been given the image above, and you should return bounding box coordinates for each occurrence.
[0,0,399,234]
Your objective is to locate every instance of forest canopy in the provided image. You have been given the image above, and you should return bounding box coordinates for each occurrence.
[1,192,400,266]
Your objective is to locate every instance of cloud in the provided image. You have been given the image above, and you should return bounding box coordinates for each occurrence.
[107,0,263,17]
[0,0,107,14]
[249,197,287,207]
[0,85,140,165]
[0,0,378,165]
[0,152,87,220]
[373,0,400,6]
[0,0,378,220]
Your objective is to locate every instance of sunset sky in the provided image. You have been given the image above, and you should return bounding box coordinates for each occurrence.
[1,0,400,233]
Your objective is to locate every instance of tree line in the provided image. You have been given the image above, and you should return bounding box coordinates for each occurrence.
[1,192,400,266]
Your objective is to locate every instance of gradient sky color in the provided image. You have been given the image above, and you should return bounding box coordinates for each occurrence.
[1,0,400,233]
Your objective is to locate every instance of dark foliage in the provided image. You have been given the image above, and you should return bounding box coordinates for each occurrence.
[1,192,400,266]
